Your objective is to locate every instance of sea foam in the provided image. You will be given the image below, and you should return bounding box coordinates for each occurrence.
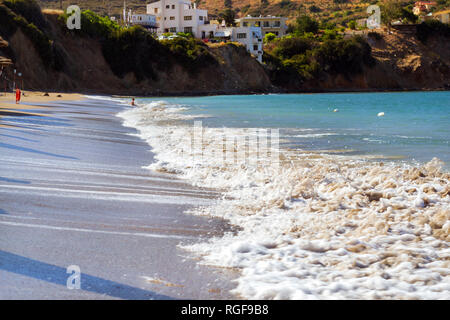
[118,100,450,300]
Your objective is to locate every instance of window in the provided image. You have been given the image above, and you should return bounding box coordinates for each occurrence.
[170,16,175,20]
[237,33,246,39]
[263,21,269,27]
[172,5,175,9]
[166,5,170,9]
[169,27,177,32]
[184,27,193,33]
[253,44,258,51]
[184,16,192,21]
[199,16,203,21]
[274,21,280,27]
[154,8,158,14]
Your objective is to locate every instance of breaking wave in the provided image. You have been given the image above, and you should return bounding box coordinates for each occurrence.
[118,100,450,300]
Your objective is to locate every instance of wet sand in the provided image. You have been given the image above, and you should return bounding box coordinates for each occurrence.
[0,96,238,299]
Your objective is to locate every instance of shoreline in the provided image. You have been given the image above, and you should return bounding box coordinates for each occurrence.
[0,88,448,104]
[113,86,450,97]
[0,95,239,299]
[120,95,449,299]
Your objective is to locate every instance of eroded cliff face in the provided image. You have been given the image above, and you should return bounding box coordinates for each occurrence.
[299,32,450,92]
[2,13,272,95]
[2,13,449,95]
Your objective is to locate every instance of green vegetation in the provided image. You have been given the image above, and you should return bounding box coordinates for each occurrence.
[0,0,64,70]
[176,32,194,38]
[264,32,277,43]
[381,0,418,26]
[58,9,218,79]
[219,8,236,27]
[3,0,47,30]
[348,20,356,30]
[290,15,319,35]
[160,37,217,73]
[264,35,376,85]
[59,9,121,38]
[102,26,165,81]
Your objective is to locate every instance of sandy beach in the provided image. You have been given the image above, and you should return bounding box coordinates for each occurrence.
[0,93,238,299]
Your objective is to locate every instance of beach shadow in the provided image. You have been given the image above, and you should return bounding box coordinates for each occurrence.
[0,250,173,300]
[4,117,72,128]
[0,123,48,133]
[0,142,77,160]
[0,176,31,184]
[0,133,39,143]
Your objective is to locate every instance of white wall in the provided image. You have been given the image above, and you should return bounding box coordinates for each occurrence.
[147,0,208,35]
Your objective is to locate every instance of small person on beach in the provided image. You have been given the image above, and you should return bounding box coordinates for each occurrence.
[15,87,21,104]
[131,98,135,106]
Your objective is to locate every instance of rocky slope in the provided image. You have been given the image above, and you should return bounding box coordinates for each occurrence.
[0,8,449,95]
[0,11,272,95]
[277,30,450,92]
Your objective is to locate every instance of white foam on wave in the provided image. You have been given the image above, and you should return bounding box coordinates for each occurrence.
[118,100,450,300]
[85,95,129,105]
[292,133,338,138]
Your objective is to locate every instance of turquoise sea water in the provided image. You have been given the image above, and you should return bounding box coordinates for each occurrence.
[138,92,450,168]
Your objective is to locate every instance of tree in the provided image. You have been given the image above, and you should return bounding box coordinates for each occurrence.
[381,0,402,29]
[348,20,356,30]
[294,15,319,35]
[224,0,232,9]
[264,32,276,43]
[220,8,235,27]
[399,8,418,23]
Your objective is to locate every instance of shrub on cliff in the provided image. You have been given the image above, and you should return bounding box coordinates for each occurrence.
[0,2,63,70]
[264,35,376,85]
[3,0,48,30]
[102,26,165,81]
[271,37,313,60]
[313,36,375,75]
[58,9,121,39]
[160,37,217,73]
[58,10,217,79]
[291,15,319,35]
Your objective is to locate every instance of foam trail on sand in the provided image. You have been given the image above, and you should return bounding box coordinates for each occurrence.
[118,100,450,300]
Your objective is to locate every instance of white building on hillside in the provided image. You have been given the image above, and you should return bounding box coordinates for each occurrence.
[147,0,209,35]
[130,14,158,31]
[232,27,263,62]
[235,16,288,37]
[146,0,264,62]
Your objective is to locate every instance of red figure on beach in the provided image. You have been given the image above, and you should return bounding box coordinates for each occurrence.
[131,98,135,106]
[15,87,21,104]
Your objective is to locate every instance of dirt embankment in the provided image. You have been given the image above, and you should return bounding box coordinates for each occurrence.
[299,31,450,92]
[1,13,449,95]
[1,13,272,96]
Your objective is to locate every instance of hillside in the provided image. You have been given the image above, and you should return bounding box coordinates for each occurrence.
[1,0,449,94]
[0,1,272,95]
[36,0,450,29]
[33,0,405,22]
